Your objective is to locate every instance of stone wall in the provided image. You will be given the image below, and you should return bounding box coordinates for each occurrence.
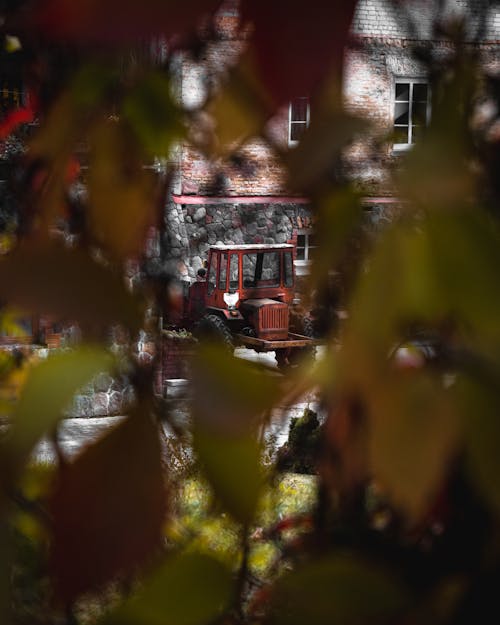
[167,199,313,279]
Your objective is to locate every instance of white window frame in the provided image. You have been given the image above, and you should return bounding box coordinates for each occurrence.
[294,229,316,276]
[288,97,310,146]
[392,78,431,151]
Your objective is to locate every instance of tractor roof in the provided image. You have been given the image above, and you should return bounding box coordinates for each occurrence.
[209,243,294,251]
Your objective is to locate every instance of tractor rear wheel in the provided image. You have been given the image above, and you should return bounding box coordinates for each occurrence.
[195,314,234,352]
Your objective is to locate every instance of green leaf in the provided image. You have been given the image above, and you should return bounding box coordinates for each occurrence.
[7,347,113,464]
[427,212,500,345]
[193,425,262,524]
[87,119,159,261]
[192,345,282,429]
[207,53,271,152]
[102,552,234,625]
[30,64,114,161]
[123,72,184,157]
[270,553,411,625]
[0,242,144,334]
[369,372,461,517]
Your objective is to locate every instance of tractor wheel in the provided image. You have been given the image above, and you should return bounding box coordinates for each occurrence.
[288,315,316,366]
[275,348,290,370]
[195,314,234,352]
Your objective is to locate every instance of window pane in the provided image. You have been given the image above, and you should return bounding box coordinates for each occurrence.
[296,234,306,260]
[284,252,293,287]
[290,121,307,142]
[0,79,23,117]
[207,253,218,295]
[413,102,428,126]
[412,83,428,102]
[260,252,280,285]
[394,125,409,144]
[291,97,308,122]
[229,254,239,290]
[307,234,318,261]
[395,83,410,101]
[394,102,409,125]
[218,253,227,289]
[243,253,256,288]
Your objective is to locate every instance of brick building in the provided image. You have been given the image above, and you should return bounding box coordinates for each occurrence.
[162,0,500,281]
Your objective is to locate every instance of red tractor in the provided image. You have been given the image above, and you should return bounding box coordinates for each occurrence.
[178,244,319,368]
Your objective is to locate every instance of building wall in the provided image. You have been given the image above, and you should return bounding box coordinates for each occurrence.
[166,0,500,278]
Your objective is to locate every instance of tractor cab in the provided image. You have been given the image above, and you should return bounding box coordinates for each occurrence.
[205,244,295,309]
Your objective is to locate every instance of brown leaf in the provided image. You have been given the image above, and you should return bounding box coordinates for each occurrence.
[0,242,143,335]
[88,120,159,261]
[241,0,358,104]
[49,409,167,603]
[32,0,222,45]
[208,54,272,152]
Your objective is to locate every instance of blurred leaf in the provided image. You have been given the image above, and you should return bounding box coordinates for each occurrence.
[397,55,476,212]
[345,220,444,366]
[102,551,233,625]
[459,376,500,515]
[0,309,28,339]
[88,119,159,261]
[427,211,500,345]
[30,65,114,161]
[208,54,272,152]
[241,0,358,104]
[192,345,282,430]
[0,106,34,141]
[6,347,113,464]
[49,409,166,602]
[270,553,411,625]
[286,111,368,192]
[123,72,183,157]
[369,372,461,517]
[4,35,21,53]
[0,242,143,334]
[33,0,222,45]
[309,189,363,293]
[193,425,262,523]
[191,348,282,521]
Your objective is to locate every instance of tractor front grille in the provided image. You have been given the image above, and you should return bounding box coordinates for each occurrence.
[259,304,289,340]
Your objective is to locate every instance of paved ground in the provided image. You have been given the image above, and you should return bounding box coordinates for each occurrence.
[31,346,325,464]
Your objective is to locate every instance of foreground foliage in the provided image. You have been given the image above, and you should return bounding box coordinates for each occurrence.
[0,0,500,624]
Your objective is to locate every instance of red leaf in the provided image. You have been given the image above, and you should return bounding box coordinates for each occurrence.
[32,0,222,45]
[0,106,34,140]
[241,0,358,104]
[49,411,167,603]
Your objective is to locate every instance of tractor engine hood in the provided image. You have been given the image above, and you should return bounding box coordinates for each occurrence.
[240,299,289,341]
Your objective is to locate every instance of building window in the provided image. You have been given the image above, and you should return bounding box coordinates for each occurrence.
[393,80,430,150]
[294,229,317,275]
[288,97,310,146]
[0,78,23,118]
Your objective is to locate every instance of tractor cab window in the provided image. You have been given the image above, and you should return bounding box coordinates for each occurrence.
[218,253,228,290]
[207,252,218,295]
[284,251,294,287]
[229,254,239,290]
[243,252,280,288]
